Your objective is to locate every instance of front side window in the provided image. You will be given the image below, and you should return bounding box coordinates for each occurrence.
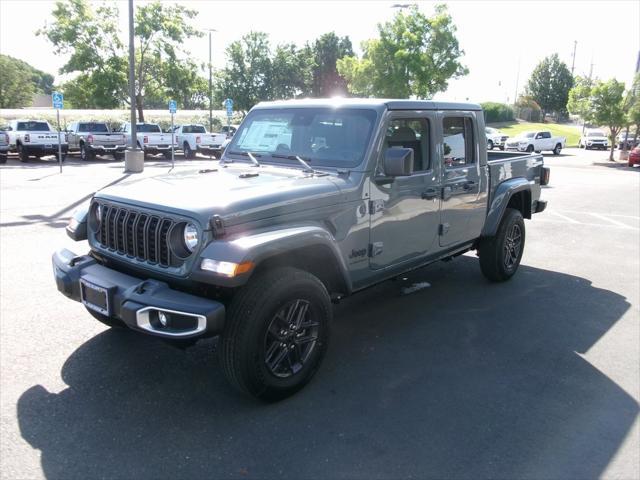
[385,118,430,172]
[443,117,474,168]
[229,108,377,168]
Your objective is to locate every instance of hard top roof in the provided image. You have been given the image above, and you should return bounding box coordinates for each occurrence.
[253,97,482,111]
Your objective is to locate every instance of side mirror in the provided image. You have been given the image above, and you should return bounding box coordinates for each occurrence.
[383,147,414,177]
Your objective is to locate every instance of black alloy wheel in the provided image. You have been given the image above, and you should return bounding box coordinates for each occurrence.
[503,223,522,271]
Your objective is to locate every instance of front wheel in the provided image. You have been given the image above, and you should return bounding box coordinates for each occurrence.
[553,143,562,155]
[526,145,534,153]
[220,267,332,401]
[183,142,193,159]
[478,208,525,282]
[487,140,494,150]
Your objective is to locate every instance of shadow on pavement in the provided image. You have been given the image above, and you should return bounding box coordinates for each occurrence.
[17,257,638,479]
[592,161,640,171]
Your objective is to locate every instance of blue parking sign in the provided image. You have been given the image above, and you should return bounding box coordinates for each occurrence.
[52,92,64,109]
[168,100,177,114]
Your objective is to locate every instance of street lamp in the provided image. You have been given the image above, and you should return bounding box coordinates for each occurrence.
[206,29,217,133]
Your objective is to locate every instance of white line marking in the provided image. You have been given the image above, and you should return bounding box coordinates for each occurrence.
[559,210,640,220]
[589,213,635,229]
[548,210,580,224]
[535,218,639,231]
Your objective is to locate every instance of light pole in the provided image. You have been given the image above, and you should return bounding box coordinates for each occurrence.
[207,29,217,133]
[124,0,143,172]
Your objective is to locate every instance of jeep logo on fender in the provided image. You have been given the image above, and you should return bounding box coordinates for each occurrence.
[348,248,367,259]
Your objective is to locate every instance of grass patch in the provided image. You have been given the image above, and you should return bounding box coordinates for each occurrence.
[488,121,581,147]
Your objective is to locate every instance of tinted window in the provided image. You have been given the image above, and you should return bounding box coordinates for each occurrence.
[189,125,206,133]
[542,131,551,139]
[137,124,161,133]
[229,108,377,168]
[17,121,50,131]
[78,123,109,133]
[386,118,430,171]
[443,117,474,168]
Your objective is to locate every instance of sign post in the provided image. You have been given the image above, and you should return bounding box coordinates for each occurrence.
[52,92,64,173]
[168,100,177,168]
[224,98,233,137]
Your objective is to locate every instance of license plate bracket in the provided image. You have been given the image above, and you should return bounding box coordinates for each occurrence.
[80,278,111,316]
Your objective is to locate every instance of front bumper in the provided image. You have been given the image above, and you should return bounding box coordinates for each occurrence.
[52,248,225,339]
[587,142,608,149]
[143,145,177,153]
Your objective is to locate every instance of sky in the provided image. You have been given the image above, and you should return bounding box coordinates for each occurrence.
[0,0,639,104]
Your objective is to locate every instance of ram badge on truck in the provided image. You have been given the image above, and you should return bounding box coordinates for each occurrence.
[54,99,549,401]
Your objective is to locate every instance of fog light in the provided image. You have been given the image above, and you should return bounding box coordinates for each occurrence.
[158,311,169,327]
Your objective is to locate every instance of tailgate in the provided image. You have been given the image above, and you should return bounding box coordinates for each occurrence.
[93,133,125,145]
[200,134,225,146]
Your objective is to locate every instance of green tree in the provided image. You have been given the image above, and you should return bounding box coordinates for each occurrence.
[218,32,273,113]
[133,1,202,120]
[590,79,627,160]
[271,43,314,100]
[310,33,353,97]
[337,4,467,98]
[526,54,574,121]
[567,75,594,132]
[38,0,128,108]
[0,55,37,108]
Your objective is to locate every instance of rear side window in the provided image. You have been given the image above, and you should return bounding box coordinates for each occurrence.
[443,117,475,168]
[190,125,206,134]
[385,118,430,172]
[137,124,161,133]
[17,121,50,131]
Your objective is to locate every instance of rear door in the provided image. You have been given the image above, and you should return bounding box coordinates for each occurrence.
[438,112,487,247]
[369,111,441,270]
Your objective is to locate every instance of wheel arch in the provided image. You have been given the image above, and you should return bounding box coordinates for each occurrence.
[482,178,532,237]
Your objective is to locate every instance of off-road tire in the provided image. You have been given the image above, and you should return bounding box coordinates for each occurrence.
[553,143,562,155]
[478,208,525,282]
[183,142,193,159]
[220,267,332,402]
[80,143,95,161]
[86,308,125,328]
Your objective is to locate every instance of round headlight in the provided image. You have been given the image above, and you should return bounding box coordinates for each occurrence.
[183,223,199,252]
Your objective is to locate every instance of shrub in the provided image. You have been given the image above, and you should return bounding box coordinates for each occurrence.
[480,102,515,123]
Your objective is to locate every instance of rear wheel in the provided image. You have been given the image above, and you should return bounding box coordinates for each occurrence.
[183,142,193,159]
[17,143,29,162]
[553,143,562,155]
[479,208,525,282]
[220,267,331,401]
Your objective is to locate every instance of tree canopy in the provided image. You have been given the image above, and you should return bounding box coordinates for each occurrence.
[590,79,627,160]
[525,54,573,120]
[337,4,468,98]
[0,55,54,108]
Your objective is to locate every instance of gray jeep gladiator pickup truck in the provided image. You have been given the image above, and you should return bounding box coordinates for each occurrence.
[53,99,549,401]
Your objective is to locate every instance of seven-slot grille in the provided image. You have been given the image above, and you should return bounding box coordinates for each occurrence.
[95,203,177,267]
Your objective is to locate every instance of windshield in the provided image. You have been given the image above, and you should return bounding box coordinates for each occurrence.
[519,132,535,138]
[137,124,161,133]
[79,123,109,133]
[227,108,377,168]
[17,121,50,132]
[588,131,605,137]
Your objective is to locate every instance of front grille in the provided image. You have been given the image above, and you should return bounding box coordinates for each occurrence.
[96,203,177,267]
[501,136,508,141]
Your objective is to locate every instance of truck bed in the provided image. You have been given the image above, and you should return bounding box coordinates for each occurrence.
[487,150,544,208]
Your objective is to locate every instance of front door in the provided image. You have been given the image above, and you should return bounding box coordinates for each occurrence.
[439,113,487,247]
[369,113,441,270]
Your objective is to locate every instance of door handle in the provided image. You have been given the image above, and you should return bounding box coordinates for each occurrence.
[421,188,439,200]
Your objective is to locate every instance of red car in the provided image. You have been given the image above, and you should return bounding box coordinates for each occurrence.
[628,146,640,167]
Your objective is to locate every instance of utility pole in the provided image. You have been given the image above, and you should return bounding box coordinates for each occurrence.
[571,40,577,75]
[124,0,143,172]
[513,57,521,105]
[208,29,217,133]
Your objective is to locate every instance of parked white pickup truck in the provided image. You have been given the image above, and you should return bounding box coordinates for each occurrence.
[578,129,609,150]
[67,121,127,161]
[7,119,68,163]
[174,124,226,159]
[505,130,565,155]
[118,122,177,158]
[485,127,509,150]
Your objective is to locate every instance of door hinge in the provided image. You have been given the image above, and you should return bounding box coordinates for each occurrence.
[369,242,384,257]
[439,223,450,236]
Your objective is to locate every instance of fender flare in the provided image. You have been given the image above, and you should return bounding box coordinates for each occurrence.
[192,225,353,292]
[482,177,531,237]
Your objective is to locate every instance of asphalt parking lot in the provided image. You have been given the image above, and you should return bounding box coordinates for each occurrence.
[1,148,638,479]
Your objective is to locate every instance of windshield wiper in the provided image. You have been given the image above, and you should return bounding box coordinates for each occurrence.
[269,153,315,174]
[224,150,261,167]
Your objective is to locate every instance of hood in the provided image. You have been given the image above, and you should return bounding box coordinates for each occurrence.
[95,163,344,227]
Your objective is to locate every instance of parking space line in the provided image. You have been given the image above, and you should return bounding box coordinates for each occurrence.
[559,210,640,220]
[548,210,580,224]
[588,213,636,229]
[535,217,639,231]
